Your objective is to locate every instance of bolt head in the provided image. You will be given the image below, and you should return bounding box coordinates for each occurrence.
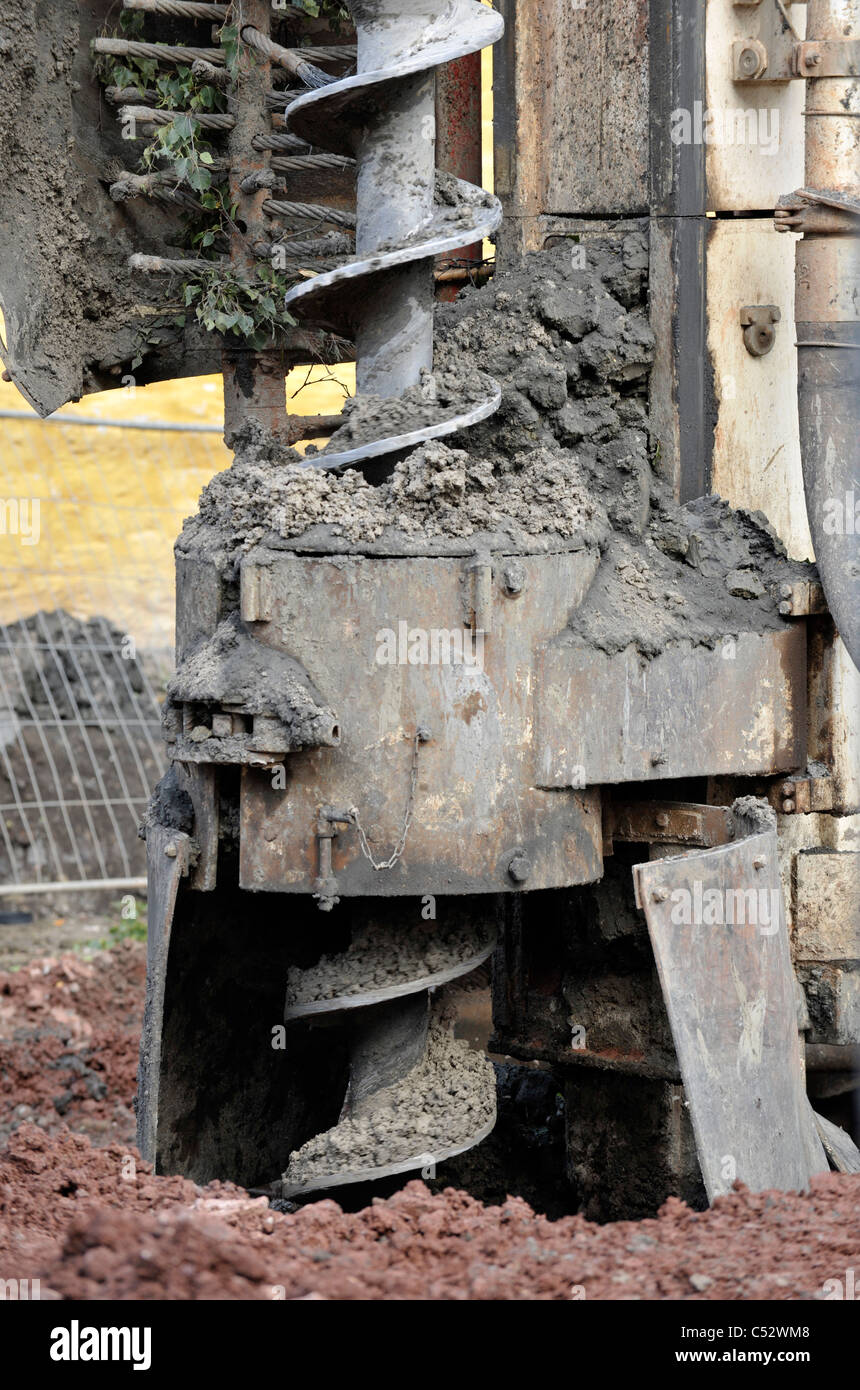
[652,887,669,903]
[753,855,768,869]
[782,799,795,815]
[165,842,177,858]
[502,561,526,597]
[655,811,670,829]
[780,781,794,797]
[739,45,764,77]
[507,851,531,884]
[779,600,793,617]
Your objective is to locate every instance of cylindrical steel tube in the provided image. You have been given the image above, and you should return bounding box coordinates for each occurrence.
[353,4,437,396]
[794,0,860,665]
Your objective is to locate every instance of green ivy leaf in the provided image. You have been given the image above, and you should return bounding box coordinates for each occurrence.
[173,113,194,140]
[187,166,212,192]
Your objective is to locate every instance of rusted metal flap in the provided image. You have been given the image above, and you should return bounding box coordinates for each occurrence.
[174,764,218,893]
[813,1107,860,1174]
[633,810,827,1200]
[536,628,806,787]
[136,825,190,1164]
[236,549,603,896]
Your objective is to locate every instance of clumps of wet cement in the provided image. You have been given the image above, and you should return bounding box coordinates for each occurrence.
[286,920,494,1007]
[566,496,807,657]
[315,363,497,455]
[182,233,812,654]
[731,795,778,836]
[143,765,195,837]
[165,612,337,746]
[188,419,608,554]
[284,1019,496,1186]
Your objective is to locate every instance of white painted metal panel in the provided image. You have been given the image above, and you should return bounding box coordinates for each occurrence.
[705,0,806,209]
[707,219,812,560]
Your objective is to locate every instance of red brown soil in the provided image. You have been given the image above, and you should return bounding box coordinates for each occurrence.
[0,945,858,1301]
[0,941,142,1150]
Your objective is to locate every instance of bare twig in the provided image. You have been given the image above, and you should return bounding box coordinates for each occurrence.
[129,251,226,273]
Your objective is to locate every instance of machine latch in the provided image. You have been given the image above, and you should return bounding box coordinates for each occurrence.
[740,305,781,357]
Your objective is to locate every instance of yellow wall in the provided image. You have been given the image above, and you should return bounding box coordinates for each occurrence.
[0,362,353,652]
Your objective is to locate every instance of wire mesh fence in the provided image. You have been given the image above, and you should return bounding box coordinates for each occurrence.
[0,403,229,892]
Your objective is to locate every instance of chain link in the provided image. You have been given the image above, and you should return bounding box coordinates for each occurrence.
[348,731,421,872]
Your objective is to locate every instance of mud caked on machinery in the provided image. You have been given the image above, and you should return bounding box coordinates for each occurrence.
[1,0,857,1215]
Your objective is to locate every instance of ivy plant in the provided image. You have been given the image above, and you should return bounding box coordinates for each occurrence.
[95,16,333,350]
[292,1,352,21]
[183,263,297,346]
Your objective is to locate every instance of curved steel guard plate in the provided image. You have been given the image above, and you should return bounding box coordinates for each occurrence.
[633,823,827,1200]
[537,628,806,786]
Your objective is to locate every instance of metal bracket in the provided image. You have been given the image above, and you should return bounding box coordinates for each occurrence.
[606,799,735,849]
[740,304,781,356]
[793,38,860,77]
[732,0,799,81]
[732,2,860,82]
[766,767,834,815]
[465,553,493,635]
[241,564,273,623]
[776,577,826,618]
[313,806,355,912]
[775,189,860,236]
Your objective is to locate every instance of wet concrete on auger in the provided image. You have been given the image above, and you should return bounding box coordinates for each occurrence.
[183,234,811,658]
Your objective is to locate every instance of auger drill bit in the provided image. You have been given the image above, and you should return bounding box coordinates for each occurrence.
[280,920,498,1198]
[283,0,504,467]
[278,2,505,1199]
